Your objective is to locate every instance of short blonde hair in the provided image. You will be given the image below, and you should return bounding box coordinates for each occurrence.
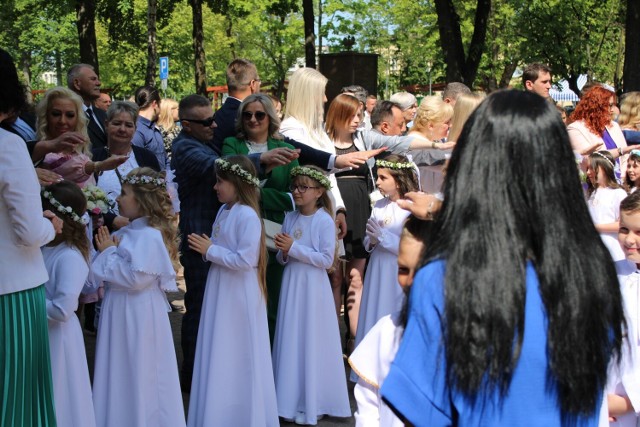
[411,96,453,134]
[36,86,90,156]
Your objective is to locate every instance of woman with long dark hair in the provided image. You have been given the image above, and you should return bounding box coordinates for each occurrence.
[382,90,625,426]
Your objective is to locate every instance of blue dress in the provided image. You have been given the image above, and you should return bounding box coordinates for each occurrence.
[381,260,603,427]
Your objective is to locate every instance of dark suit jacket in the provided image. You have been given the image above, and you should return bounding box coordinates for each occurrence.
[87,107,108,152]
[212,97,241,152]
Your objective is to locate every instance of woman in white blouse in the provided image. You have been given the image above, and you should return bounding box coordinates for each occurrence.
[0,47,62,426]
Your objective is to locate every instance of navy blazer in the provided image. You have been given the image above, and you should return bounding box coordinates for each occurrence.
[87,107,108,152]
[212,97,241,152]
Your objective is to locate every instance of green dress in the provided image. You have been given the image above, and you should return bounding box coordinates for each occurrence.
[223,137,299,342]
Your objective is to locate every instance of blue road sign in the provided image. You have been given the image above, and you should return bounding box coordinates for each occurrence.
[159,57,169,80]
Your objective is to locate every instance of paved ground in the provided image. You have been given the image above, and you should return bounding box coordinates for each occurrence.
[81,270,357,426]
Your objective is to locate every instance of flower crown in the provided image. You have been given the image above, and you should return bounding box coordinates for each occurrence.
[375,159,414,170]
[215,158,260,187]
[121,175,166,187]
[42,190,89,225]
[290,166,331,190]
[82,185,114,215]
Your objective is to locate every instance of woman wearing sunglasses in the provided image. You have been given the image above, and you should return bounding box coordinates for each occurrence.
[223,93,299,341]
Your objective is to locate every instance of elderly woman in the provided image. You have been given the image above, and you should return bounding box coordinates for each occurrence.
[568,86,629,180]
[222,93,299,340]
[92,101,161,230]
[390,92,418,129]
[0,48,62,426]
[30,87,126,188]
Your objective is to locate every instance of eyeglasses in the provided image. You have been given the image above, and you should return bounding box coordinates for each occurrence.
[183,115,216,127]
[242,111,267,121]
[289,184,319,193]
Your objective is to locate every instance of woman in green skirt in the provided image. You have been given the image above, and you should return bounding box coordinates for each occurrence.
[0,48,62,427]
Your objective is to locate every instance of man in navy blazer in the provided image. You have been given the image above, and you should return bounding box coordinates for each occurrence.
[67,64,108,151]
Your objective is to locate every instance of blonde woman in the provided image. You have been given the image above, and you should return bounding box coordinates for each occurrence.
[157,98,180,161]
[31,87,127,188]
[409,96,455,193]
[280,68,347,316]
[618,91,640,146]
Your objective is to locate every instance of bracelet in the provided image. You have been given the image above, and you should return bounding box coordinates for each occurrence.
[431,141,437,149]
[336,208,347,217]
[94,161,101,173]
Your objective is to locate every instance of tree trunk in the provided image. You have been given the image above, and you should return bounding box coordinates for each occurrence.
[20,51,32,104]
[145,0,158,87]
[434,0,491,86]
[434,0,465,82]
[303,0,316,69]
[75,0,99,73]
[189,0,207,96]
[624,0,640,92]
[567,74,581,99]
[499,61,518,89]
[462,0,491,86]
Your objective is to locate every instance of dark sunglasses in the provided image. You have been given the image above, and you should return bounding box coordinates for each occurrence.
[183,115,216,127]
[242,111,267,121]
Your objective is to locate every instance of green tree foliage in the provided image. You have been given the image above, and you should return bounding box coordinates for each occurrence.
[513,0,624,95]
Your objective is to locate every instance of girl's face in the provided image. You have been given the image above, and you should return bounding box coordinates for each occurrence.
[47,98,78,138]
[627,160,640,186]
[376,168,400,200]
[214,176,238,206]
[347,107,362,134]
[397,234,424,289]
[106,112,136,145]
[618,210,640,266]
[586,164,607,187]
[242,101,269,141]
[290,177,322,213]
[116,184,142,220]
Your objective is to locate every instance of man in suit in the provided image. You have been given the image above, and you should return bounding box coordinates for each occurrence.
[212,58,261,151]
[67,64,108,150]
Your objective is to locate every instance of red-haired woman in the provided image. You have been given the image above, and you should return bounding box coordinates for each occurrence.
[568,86,629,181]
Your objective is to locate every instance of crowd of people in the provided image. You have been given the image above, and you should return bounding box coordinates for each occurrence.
[1,46,640,427]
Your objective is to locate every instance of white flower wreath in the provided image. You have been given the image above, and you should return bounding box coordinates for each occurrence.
[42,190,89,225]
[215,158,260,187]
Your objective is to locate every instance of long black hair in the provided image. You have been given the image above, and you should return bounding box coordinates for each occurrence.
[421,90,623,416]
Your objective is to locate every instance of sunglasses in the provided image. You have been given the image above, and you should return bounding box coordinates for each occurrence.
[183,115,216,127]
[242,111,267,121]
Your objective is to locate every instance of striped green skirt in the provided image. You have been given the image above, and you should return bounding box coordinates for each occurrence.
[1,285,57,427]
